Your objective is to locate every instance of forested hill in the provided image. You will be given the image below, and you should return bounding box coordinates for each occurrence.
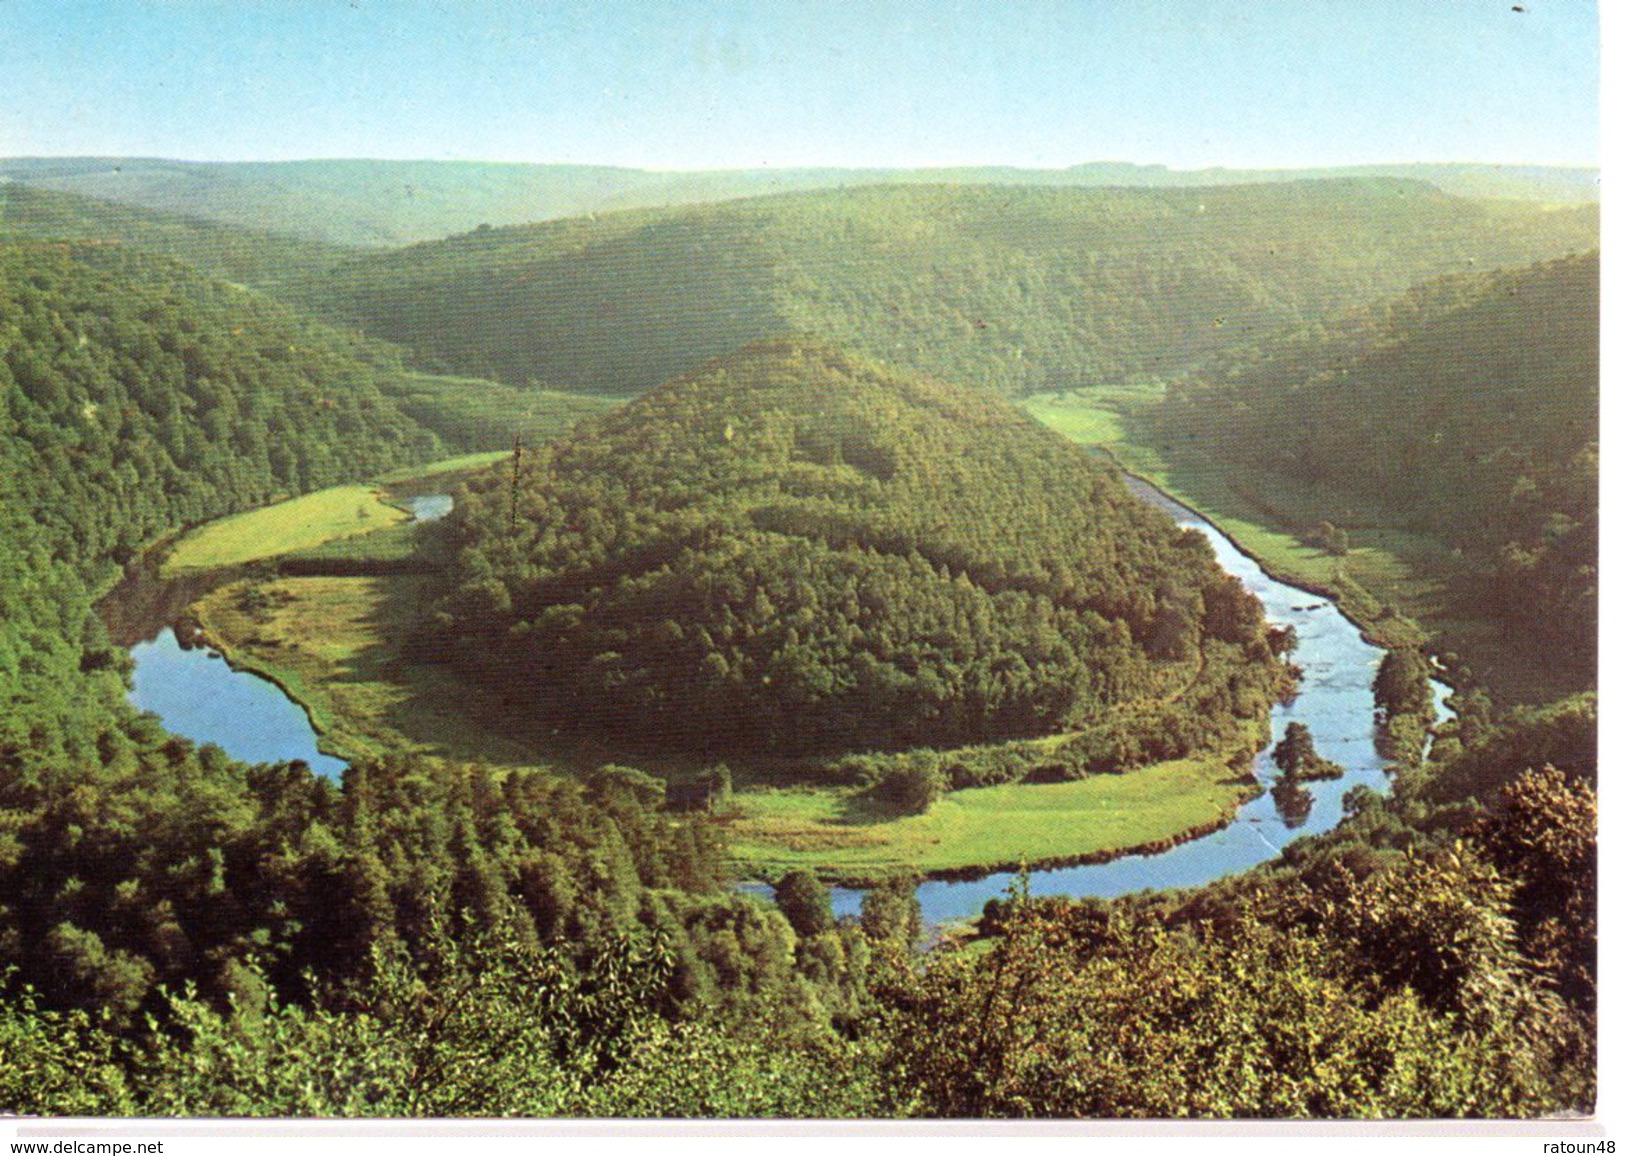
[1160,251,1598,675]
[0,240,441,571]
[0,243,892,1093]
[0,182,354,290]
[0,238,439,764]
[0,236,423,1001]
[430,340,1289,757]
[304,180,1597,397]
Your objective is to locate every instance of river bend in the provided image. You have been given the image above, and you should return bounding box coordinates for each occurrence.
[123,481,1446,924]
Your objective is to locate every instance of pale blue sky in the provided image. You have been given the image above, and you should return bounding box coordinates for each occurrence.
[0,0,1599,169]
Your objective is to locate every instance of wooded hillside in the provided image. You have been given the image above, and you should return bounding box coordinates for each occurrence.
[1159,251,1598,678]
[429,339,1290,759]
[308,180,1597,396]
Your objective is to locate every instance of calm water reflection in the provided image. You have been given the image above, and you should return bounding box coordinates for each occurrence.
[409,493,454,522]
[128,626,347,777]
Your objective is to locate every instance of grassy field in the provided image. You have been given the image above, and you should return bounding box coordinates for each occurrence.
[173,449,573,768]
[163,451,511,576]
[191,573,562,769]
[372,449,511,484]
[1020,383,1163,446]
[727,759,1252,884]
[163,485,411,574]
[280,522,424,568]
[1019,388,1582,701]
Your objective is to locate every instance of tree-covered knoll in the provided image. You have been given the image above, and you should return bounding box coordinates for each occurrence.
[308,180,1596,397]
[0,245,887,1111]
[1158,252,1597,688]
[427,340,1289,763]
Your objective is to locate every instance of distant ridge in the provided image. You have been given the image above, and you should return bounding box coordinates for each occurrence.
[0,181,354,287]
[0,157,1597,248]
[304,180,1598,397]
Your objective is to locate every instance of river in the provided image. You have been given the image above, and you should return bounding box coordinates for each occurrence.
[121,480,1447,925]
[823,477,1452,924]
[128,625,350,777]
[118,491,458,780]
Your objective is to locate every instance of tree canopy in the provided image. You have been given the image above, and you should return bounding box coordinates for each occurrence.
[428,340,1290,760]
[1160,252,1598,686]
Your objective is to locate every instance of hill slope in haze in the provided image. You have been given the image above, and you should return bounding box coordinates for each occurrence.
[0,185,622,455]
[429,340,1290,759]
[0,158,1597,248]
[307,180,1598,397]
[1159,251,1598,685]
[0,182,355,289]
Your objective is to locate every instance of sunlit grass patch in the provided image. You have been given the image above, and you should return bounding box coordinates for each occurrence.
[163,485,409,574]
[371,449,511,484]
[164,452,515,576]
[728,758,1249,883]
[1021,383,1164,448]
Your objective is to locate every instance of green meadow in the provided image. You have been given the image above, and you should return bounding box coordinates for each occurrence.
[727,758,1252,884]
[162,484,411,574]
[192,572,560,770]
[162,451,510,575]
[372,449,511,484]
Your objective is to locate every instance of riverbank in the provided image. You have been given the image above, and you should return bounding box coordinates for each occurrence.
[1021,387,1581,708]
[727,759,1262,887]
[125,458,1288,885]
[1023,388,1427,649]
[119,441,1426,907]
[188,560,1277,882]
[189,571,564,770]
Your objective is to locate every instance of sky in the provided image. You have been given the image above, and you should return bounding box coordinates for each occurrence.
[0,0,1601,170]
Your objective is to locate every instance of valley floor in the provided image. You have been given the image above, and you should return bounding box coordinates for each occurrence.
[726,761,1253,885]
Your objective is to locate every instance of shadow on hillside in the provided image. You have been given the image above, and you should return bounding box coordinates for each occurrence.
[832,790,915,827]
[324,572,568,769]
